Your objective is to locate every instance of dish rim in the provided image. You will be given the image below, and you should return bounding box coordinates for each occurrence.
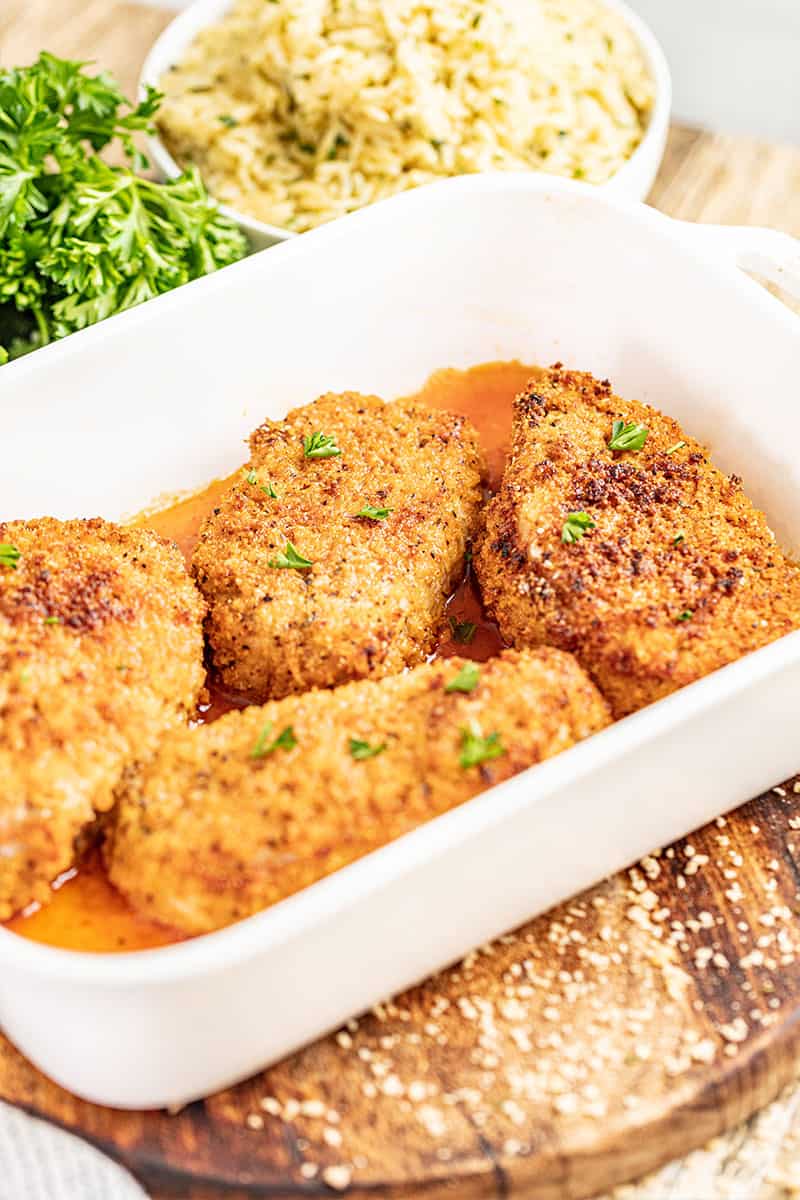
[138,0,673,242]
[1,173,797,393]
[4,629,800,982]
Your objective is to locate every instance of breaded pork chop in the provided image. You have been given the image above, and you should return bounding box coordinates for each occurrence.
[106,647,610,934]
[0,518,205,919]
[192,392,483,701]
[476,367,800,718]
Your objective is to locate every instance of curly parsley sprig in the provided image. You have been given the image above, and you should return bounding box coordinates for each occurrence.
[0,53,246,363]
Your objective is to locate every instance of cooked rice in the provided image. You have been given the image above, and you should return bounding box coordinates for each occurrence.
[157,0,655,233]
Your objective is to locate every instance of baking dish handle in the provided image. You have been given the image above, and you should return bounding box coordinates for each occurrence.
[673,222,800,308]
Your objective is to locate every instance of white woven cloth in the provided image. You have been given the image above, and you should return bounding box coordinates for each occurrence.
[0,1102,147,1200]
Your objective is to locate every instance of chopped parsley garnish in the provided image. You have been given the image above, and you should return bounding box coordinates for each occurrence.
[665,441,686,455]
[349,737,387,761]
[356,504,392,520]
[677,609,693,623]
[0,543,21,569]
[245,469,278,497]
[43,616,62,625]
[449,617,477,644]
[459,725,505,769]
[445,662,480,694]
[303,431,341,459]
[326,132,350,160]
[561,512,595,544]
[251,721,297,759]
[673,533,685,546]
[218,113,238,128]
[268,542,313,570]
[608,419,649,452]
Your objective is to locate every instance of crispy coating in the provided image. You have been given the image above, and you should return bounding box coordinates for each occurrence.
[475,367,800,718]
[0,518,206,919]
[106,647,610,934]
[192,392,483,701]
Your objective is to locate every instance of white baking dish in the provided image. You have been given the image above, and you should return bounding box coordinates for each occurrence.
[1,175,800,1111]
[139,0,672,247]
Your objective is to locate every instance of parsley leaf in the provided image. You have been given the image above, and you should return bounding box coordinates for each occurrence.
[0,53,246,363]
[356,504,392,520]
[673,533,685,546]
[608,419,649,452]
[449,617,477,644]
[303,431,341,459]
[268,541,313,570]
[349,736,387,760]
[217,113,238,128]
[0,543,21,569]
[445,662,480,694]
[677,609,693,623]
[245,468,278,497]
[459,725,505,769]
[561,512,595,544]
[251,721,297,759]
[326,132,350,160]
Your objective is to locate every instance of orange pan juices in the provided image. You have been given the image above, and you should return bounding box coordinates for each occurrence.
[8,361,537,951]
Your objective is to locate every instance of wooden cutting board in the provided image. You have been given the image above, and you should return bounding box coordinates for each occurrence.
[4,3,800,1198]
[5,776,800,1199]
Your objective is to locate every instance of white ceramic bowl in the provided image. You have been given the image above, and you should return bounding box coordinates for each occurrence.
[1,174,799,1110]
[140,0,672,248]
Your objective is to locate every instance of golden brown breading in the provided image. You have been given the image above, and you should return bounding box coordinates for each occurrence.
[105,647,610,934]
[0,518,206,919]
[475,367,800,718]
[192,392,483,701]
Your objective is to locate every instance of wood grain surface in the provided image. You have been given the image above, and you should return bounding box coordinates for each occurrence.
[6,777,800,1200]
[3,4,800,1199]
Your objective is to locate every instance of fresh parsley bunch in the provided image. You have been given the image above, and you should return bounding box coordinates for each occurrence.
[0,52,247,364]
